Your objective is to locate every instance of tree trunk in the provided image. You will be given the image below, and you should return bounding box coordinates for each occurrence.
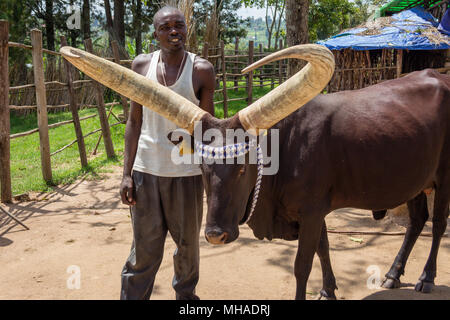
[69,0,77,47]
[82,0,91,40]
[274,0,286,50]
[114,0,126,49]
[104,0,115,42]
[286,0,309,77]
[44,0,55,51]
[135,0,142,55]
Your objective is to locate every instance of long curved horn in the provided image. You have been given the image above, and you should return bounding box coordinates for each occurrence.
[238,44,335,132]
[59,47,206,134]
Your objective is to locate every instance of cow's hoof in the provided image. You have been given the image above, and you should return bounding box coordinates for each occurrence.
[317,289,336,300]
[381,277,401,289]
[414,280,434,293]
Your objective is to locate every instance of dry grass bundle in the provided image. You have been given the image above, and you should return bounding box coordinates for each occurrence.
[356,17,394,35]
[420,27,450,45]
[353,15,450,46]
[203,0,222,55]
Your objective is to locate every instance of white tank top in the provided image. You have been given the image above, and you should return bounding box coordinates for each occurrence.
[133,50,202,177]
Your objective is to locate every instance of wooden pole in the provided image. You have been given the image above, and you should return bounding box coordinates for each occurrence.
[111,40,129,121]
[278,39,283,86]
[396,49,403,78]
[220,40,228,118]
[259,43,263,87]
[84,38,115,159]
[31,29,52,183]
[202,42,209,60]
[60,36,88,167]
[234,37,239,92]
[248,40,254,106]
[0,20,12,203]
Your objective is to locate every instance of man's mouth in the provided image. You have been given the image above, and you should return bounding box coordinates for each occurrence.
[170,38,181,43]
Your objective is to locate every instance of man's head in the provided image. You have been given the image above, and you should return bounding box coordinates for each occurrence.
[153,6,187,52]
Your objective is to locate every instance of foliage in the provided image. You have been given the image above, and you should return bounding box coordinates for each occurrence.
[308,0,378,42]
[194,0,250,44]
[9,106,125,195]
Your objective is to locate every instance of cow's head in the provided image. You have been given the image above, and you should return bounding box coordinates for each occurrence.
[60,44,335,244]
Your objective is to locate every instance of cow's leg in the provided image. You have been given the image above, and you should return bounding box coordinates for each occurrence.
[316,220,338,300]
[294,214,325,300]
[382,192,428,289]
[415,182,449,293]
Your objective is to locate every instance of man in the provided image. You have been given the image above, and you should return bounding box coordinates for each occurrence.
[119,6,215,300]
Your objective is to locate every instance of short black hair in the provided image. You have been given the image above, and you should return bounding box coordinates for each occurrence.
[153,5,185,29]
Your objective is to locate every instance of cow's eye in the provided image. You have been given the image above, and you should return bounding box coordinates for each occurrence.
[238,166,246,176]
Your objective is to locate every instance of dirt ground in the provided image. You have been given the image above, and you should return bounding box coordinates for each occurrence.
[1,165,449,300]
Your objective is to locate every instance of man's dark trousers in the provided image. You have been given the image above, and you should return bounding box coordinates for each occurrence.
[120,171,204,300]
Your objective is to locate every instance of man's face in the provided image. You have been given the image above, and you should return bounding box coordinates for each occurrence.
[153,10,187,52]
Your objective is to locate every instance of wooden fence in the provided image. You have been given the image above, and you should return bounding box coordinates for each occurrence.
[0,21,127,202]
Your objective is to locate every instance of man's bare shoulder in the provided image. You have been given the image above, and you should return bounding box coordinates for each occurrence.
[131,53,153,74]
[193,56,214,74]
[193,56,215,86]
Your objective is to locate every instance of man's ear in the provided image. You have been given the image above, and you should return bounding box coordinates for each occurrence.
[153,31,158,41]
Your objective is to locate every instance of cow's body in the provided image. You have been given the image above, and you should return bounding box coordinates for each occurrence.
[251,69,448,235]
[202,69,450,299]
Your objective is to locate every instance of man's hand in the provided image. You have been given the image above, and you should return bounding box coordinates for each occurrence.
[120,175,136,206]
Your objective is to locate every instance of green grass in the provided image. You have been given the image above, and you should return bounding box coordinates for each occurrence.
[9,81,278,196]
[214,80,278,118]
[10,105,125,196]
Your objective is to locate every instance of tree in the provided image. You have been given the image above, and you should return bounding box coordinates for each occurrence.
[82,0,91,40]
[195,0,249,45]
[114,0,126,48]
[242,0,285,50]
[285,0,309,76]
[308,0,356,42]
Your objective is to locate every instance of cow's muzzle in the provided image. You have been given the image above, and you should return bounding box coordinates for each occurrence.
[205,229,228,245]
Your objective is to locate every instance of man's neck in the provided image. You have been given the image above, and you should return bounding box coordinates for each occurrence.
[160,48,186,66]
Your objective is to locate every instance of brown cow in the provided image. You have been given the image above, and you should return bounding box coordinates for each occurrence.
[60,45,449,300]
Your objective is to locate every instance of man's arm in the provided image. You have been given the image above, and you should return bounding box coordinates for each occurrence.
[194,57,215,116]
[120,54,151,206]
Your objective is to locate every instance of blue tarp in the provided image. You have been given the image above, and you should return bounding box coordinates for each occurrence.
[317,7,450,50]
[438,8,450,36]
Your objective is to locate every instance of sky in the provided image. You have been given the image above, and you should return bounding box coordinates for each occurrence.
[237,6,267,19]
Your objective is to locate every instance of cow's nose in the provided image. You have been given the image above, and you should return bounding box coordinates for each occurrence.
[205,230,228,244]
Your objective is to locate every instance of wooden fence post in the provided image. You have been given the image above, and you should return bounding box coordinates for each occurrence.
[234,37,239,92]
[111,40,129,121]
[259,43,263,87]
[0,20,11,202]
[60,36,88,167]
[278,39,283,86]
[31,29,52,183]
[202,42,209,60]
[247,40,254,106]
[396,49,403,78]
[84,38,116,159]
[220,40,228,118]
